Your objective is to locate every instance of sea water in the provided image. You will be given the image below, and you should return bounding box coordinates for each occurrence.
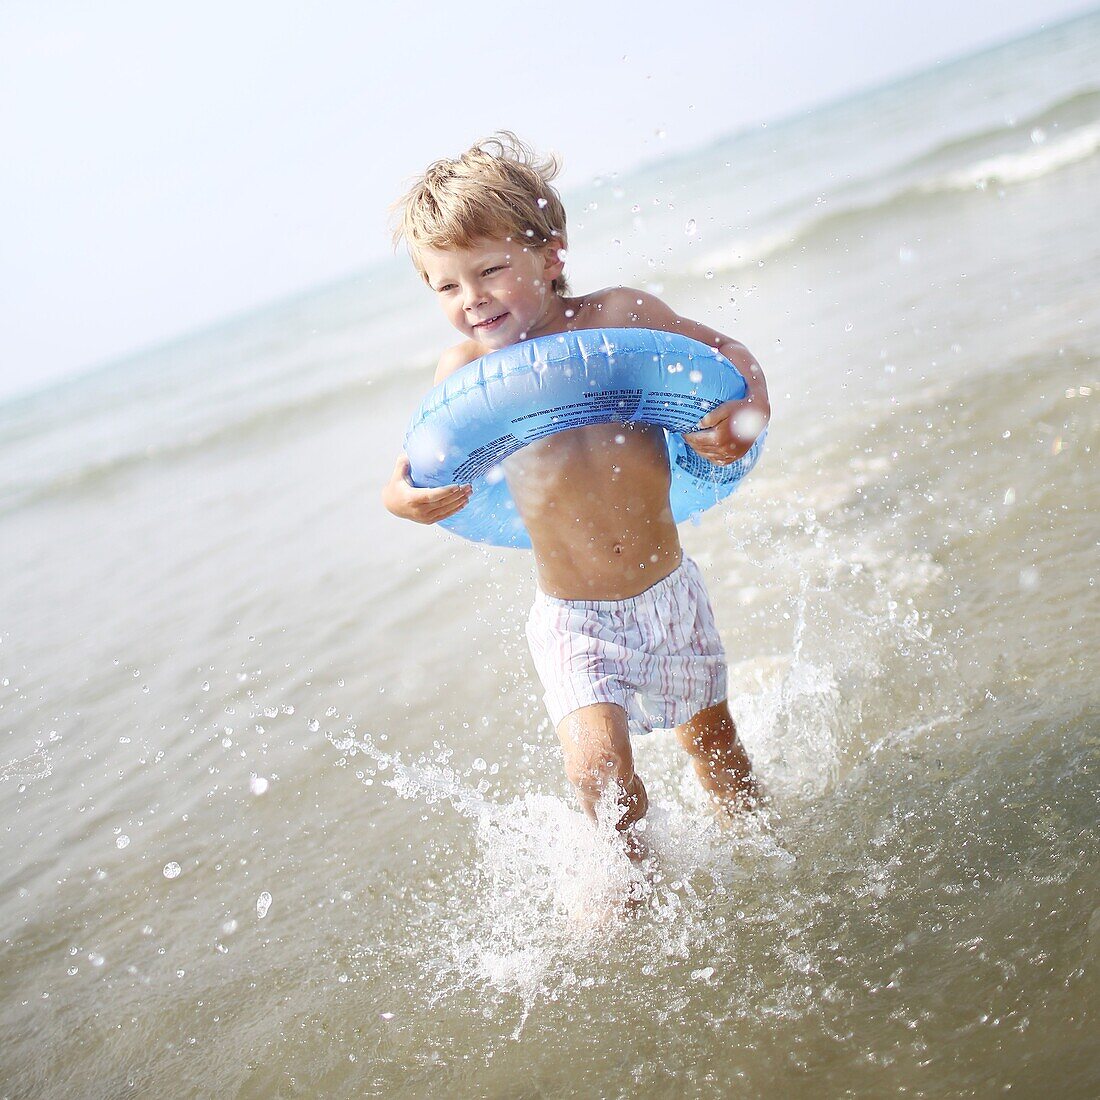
[1,12,1098,1097]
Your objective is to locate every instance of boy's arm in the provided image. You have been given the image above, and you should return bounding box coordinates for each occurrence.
[601,288,770,465]
[381,341,484,523]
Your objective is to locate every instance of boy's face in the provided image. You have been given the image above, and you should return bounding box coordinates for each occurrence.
[419,237,565,350]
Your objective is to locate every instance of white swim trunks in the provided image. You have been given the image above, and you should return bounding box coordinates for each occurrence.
[525,554,727,736]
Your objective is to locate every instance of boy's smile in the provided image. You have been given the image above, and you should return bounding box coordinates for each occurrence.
[471,312,508,333]
[420,238,569,349]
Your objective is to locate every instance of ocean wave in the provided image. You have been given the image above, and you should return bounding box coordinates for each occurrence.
[922,119,1100,191]
[900,86,1100,175]
[697,118,1100,277]
[0,368,417,517]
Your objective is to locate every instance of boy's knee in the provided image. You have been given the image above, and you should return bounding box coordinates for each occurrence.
[557,704,647,826]
[678,705,738,754]
[568,764,648,832]
[679,725,722,757]
[563,746,635,798]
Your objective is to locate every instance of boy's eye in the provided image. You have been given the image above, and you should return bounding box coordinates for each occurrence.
[483,266,505,276]
[438,283,456,292]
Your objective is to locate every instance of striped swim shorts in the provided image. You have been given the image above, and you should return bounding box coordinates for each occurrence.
[525,554,728,736]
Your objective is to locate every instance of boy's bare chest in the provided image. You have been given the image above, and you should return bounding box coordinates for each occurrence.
[503,421,671,503]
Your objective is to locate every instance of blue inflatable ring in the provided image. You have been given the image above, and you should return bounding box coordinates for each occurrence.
[404,327,766,549]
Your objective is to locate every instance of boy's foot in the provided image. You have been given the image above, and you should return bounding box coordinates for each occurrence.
[623,857,656,914]
[563,893,619,929]
[560,847,656,926]
[562,879,641,927]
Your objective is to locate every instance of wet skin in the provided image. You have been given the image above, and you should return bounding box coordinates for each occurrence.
[503,419,681,599]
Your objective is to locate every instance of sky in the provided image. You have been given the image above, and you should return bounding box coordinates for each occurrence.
[0,0,1095,402]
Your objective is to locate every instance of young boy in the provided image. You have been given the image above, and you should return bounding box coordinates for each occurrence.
[383,133,769,865]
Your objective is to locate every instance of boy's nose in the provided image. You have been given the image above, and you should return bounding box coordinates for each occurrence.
[463,285,488,310]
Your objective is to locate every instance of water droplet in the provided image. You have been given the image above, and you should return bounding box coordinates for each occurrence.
[201,681,210,692]
[88,953,105,968]
[472,758,487,771]
[380,1011,395,1021]
[308,719,320,732]
[845,321,853,332]
[249,775,269,796]
[256,891,273,919]
[689,370,703,383]
[222,918,238,935]
[163,862,182,880]
[684,219,697,236]
[116,835,130,849]
[614,434,626,444]
[537,197,548,208]
[1030,127,1046,145]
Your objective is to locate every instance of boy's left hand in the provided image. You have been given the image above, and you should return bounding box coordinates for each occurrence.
[684,395,770,465]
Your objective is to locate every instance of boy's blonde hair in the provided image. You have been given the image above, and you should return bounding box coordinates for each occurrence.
[393,131,570,295]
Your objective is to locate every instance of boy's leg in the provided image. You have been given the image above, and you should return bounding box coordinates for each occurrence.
[675,700,760,817]
[556,702,649,862]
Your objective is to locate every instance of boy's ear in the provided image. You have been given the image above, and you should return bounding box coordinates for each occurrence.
[542,236,566,281]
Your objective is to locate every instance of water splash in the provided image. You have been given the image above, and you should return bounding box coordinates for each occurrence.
[329,727,795,1032]
[0,746,53,785]
[325,486,962,1035]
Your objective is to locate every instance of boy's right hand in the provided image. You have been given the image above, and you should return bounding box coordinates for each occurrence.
[381,454,473,524]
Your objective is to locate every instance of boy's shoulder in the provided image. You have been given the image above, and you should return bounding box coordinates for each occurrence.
[577,286,683,330]
[580,287,730,352]
[434,340,484,384]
